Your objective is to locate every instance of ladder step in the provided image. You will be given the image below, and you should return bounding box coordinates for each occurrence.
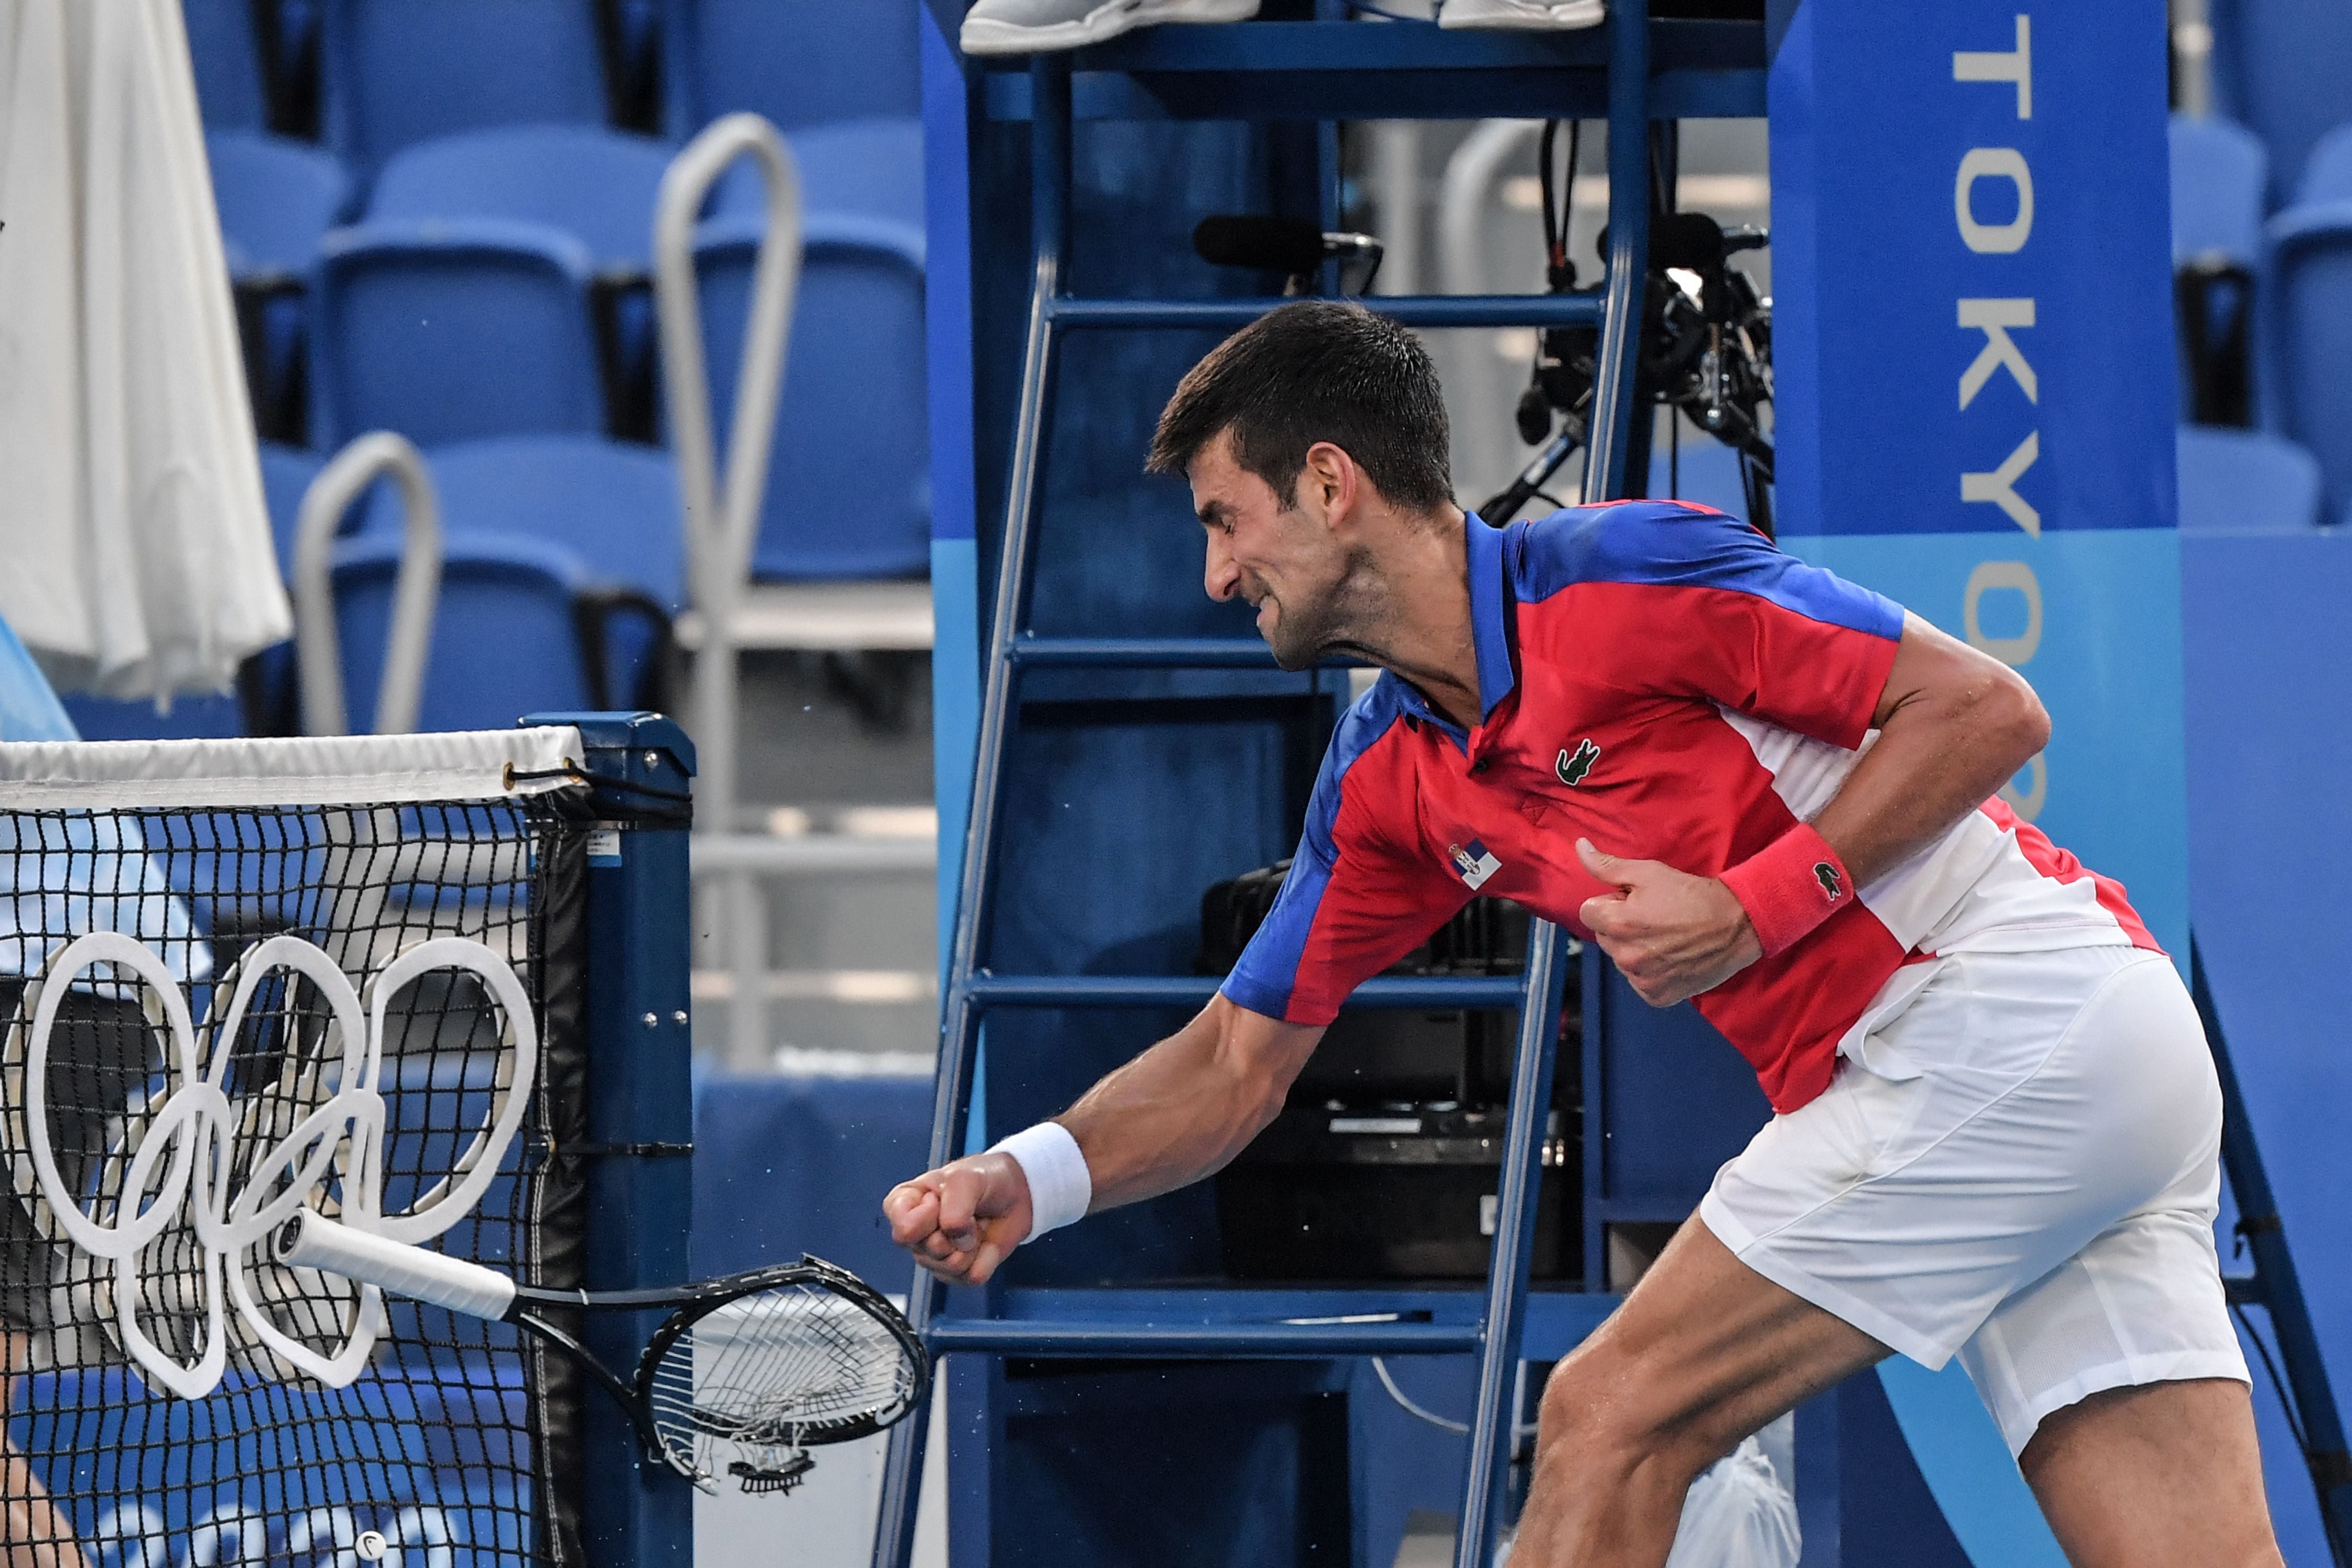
[1010,636,1295,670]
[1051,293,1605,331]
[927,1317,1482,1357]
[963,974,1527,1009]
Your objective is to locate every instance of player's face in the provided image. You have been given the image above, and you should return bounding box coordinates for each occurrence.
[1190,432,1354,671]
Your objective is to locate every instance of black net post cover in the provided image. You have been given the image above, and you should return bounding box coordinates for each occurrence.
[0,729,595,1568]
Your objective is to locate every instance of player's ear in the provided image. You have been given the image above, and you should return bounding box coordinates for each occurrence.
[1298,441,1356,532]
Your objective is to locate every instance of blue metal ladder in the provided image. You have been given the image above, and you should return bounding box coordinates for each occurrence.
[878,11,1683,1564]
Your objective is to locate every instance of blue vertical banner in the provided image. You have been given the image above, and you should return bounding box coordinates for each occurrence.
[1770,4,2184,1557]
[1771,0,2186,960]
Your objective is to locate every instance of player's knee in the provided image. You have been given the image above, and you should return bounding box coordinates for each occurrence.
[1536,1353,1719,1495]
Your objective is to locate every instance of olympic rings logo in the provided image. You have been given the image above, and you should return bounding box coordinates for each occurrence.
[1,931,538,1400]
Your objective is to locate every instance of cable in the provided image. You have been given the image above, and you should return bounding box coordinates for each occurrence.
[1370,1357,1539,1440]
[2234,1301,2315,1460]
[1537,120,1581,292]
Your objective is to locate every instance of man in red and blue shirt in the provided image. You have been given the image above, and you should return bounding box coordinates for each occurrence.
[886,303,2277,1565]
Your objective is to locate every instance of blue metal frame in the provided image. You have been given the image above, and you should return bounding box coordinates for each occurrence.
[2192,940,2352,1562]
[877,11,1677,1565]
[524,711,698,1567]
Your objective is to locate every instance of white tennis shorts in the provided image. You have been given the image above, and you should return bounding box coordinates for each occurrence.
[1698,944,2250,1455]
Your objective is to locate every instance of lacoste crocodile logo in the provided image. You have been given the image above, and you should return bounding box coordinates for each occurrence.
[1814,861,1844,902]
[1555,739,1600,786]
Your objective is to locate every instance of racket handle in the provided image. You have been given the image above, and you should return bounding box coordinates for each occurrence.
[275,1210,518,1321]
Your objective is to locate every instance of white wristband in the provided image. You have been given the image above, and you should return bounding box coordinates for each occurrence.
[990,1121,1092,1240]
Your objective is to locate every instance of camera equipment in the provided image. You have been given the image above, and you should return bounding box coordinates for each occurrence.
[1197,861,1581,1283]
[1481,121,1777,534]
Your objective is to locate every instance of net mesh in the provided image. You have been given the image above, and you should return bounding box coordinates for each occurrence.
[0,790,586,1568]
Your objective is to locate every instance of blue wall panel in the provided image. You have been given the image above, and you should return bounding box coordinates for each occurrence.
[1771,1,2185,1558]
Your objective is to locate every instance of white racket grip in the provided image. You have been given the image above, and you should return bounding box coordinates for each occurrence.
[276,1210,518,1321]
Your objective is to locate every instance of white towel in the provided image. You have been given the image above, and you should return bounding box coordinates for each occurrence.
[0,0,290,704]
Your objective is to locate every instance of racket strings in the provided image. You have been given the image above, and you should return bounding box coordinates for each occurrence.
[645,1279,919,1487]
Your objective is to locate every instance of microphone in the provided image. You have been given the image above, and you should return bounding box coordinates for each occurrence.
[1193,214,1331,275]
[1596,210,1727,273]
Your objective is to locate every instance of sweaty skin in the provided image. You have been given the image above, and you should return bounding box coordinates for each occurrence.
[880,433,2281,1567]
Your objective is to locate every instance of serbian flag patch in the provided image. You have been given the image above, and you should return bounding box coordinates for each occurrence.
[1447,839,1502,890]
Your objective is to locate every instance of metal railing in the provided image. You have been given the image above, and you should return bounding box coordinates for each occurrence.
[292,432,442,736]
[653,112,802,840]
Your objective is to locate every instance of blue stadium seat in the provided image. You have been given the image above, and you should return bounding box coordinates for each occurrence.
[310,220,607,448]
[2297,123,2352,205]
[712,116,926,232]
[2177,426,2324,534]
[59,692,249,742]
[318,0,611,171]
[368,126,672,269]
[332,534,599,732]
[2259,203,2352,511]
[259,442,328,570]
[2171,114,2269,263]
[210,131,351,274]
[354,434,681,705]
[182,0,269,131]
[211,132,352,442]
[2209,0,2352,207]
[2171,116,2269,430]
[663,0,920,139]
[1647,434,1752,521]
[360,434,682,606]
[696,212,929,580]
[367,127,674,437]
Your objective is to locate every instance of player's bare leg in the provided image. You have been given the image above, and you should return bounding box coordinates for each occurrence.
[1,1332,85,1568]
[1511,1218,2286,1568]
[2021,1378,2282,1568]
[1511,1218,1884,1567]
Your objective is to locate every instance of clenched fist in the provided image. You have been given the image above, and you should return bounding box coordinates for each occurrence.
[882,1151,1034,1286]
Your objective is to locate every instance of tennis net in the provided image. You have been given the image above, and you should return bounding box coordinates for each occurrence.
[0,729,601,1568]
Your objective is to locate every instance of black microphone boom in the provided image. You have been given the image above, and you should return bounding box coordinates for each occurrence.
[1193,214,1331,276]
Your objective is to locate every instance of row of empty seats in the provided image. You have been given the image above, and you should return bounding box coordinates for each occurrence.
[213,116,926,585]
[119,0,935,755]
[67,435,680,743]
[2172,111,2352,524]
[186,0,919,163]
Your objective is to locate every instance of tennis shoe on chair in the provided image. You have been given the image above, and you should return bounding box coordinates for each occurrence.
[960,0,1260,56]
[1439,0,1605,29]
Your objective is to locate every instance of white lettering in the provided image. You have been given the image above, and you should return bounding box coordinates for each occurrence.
[1956,149,2034,253]
[1953,15,2032,120]
[1957,298,2037,407]
[1962,559,2043,664]
[1960,432,2042,536]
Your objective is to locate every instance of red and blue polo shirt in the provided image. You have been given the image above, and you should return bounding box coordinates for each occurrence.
[1219,501,2159,1114]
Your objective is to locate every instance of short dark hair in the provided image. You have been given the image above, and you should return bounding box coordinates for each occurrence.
[1146,300,1453,512]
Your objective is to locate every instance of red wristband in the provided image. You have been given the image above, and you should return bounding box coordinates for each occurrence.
[1717,823,1854,958]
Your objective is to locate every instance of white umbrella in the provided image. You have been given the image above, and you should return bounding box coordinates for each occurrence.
[0,0,289,704]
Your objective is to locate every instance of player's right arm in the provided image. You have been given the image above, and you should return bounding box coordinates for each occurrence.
[883,690,1465,1287]
[882,998,1323,1286]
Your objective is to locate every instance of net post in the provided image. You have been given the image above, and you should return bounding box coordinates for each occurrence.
[527,711,698,1564]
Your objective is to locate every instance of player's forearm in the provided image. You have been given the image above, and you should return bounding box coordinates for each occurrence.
[1813,615,2048,886]
[1057,995,1322,1213]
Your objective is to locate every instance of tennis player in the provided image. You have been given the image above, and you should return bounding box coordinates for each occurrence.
[884,301,2279,1566]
